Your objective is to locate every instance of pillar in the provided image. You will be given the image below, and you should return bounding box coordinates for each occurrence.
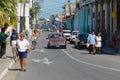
[82,7,85,32]
[106,0,110,41]
[94,1,98,33]
[89,4,93,33]
[110,0,113,41]
[79,9,81,32]
[85,6,89,33]
[100,0,104,32]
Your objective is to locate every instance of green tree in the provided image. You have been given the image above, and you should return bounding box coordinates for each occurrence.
[0,0,18,26]
[30,2,41,21]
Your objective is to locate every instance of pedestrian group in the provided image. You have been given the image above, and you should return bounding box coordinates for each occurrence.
[0,27,42,72]
[87,30,102,55]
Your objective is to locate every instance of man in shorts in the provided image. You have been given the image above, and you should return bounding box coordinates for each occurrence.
[10,28,18,61]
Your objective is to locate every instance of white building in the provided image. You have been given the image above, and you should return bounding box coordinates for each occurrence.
[17,2,30,33]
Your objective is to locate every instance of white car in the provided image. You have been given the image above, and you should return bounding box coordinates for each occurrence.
[63,30,71,41]
[70,31,79,43]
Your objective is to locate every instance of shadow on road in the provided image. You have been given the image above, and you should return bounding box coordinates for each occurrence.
[71,46,120,56]
[8,68,21,71]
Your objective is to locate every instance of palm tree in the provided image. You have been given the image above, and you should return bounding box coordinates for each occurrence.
[0,0,18,26]
[30,2,41,20]
[30,1,41,28]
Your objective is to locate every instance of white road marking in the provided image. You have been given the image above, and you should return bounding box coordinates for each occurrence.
[42,58,53,65]
[31,49,45,53]
[62,49,120,72]
[32,59,41,63]
[32,58,53,65]
[40,49,45,53]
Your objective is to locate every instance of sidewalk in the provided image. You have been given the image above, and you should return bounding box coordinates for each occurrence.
[101,46,120,55]
[0,42,14,80]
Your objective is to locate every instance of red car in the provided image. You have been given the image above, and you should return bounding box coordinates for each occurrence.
[47,32,67,49]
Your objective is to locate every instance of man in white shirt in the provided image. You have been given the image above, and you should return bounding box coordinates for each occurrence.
[87,30,96,55]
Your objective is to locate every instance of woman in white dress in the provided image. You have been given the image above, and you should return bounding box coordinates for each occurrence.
[95,32,102,54]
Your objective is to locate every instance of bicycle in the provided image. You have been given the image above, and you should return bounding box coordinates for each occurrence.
[31,38,37,50]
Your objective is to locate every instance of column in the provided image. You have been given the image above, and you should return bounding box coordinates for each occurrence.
[73,15,76,31]
[89,4,93,33]
[110,0,113,41]
[94,2,98,33]
[100,0,104,32]
[82,7,85,32]
[85,6,89,33]
[76,11,79,31]
[106,0,110,41]
[79,9,83,33]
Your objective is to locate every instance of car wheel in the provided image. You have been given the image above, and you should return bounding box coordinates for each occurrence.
[47,45,50,49]
[74,44,78,48]
[78,42,81,49]
[63,46,67,49]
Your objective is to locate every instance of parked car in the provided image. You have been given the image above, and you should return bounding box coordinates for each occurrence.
[63,30,71,41]
[74,33,89,49]
[70,31,79,43]
[47,32,67,49]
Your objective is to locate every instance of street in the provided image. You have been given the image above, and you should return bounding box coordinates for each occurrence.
[3,32,120,80]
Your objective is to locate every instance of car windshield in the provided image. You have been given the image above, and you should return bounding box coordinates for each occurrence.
[72,32,79,35]
[49,34,63,38]
[79,34,88,39]
[63,31,71,34]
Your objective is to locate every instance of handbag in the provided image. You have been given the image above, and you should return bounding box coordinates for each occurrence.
[86,43,90,48]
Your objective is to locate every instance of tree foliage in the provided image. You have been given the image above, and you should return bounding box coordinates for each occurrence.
[0,0,18,26]
[30,2,41,20]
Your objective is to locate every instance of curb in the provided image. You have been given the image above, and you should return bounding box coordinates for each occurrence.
[102,49,113,54]
[101,48,117,55]
[0,60,14,80]
[0,39,14,80]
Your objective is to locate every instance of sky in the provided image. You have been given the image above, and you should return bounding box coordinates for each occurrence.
[38,0,76,19]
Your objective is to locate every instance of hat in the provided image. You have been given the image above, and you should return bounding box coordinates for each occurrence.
[12,28,16,30]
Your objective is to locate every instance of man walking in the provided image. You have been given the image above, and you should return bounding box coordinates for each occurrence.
[0,28,8,58]
[10,28,18,61]
[87,30,96,55]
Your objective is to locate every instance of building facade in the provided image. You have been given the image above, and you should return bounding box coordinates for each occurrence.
[73,0,120,46]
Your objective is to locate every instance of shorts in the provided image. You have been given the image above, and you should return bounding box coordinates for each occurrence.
[89,44,96,53]
[11,41,17,48]
[18,51,27,59]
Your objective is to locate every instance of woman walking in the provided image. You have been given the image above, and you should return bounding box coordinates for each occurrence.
[95,32,102,54]
[16,33,30,72]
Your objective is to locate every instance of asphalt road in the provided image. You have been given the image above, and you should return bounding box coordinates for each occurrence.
[3,32,120,80]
